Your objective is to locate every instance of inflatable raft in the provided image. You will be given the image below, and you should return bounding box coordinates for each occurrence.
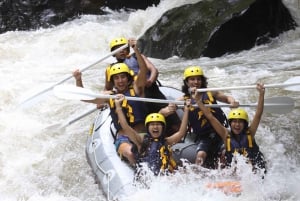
[85,86,241,200]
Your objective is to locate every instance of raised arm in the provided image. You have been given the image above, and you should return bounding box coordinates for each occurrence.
[165,99,190,145]
[142,55,159,87]
[73,69,84,88]
[72,69,109,105]
[129,39,147,96]
[213,91,239,108]
[114,95,143,147]
[104,65,113,91]
[193,90,228,142]
[248,83,265,137]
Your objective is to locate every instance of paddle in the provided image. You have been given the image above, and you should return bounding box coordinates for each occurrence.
[178,96,294,114]
[63,107,98,127]
[197,76,300,92]
[43,107,99,130]
[205,180,242,195]
[53,85,294,114]
[19,43,129,107]
[53,85,185,105]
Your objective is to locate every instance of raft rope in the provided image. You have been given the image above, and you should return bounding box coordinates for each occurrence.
[91,108,114,201]
[92,142,113,201]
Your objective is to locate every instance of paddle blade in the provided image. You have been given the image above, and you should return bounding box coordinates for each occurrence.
[283,76,300,91]
[18,84,55,108]
[264,96,294,114]
[53,85,96,100]
[205,180,242,195]
[43,107,98,130]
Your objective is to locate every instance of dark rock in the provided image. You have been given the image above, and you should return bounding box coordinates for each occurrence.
[139,0,297,59]
[201,0,298,58]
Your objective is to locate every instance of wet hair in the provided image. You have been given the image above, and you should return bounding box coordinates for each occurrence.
[181,75,208,96]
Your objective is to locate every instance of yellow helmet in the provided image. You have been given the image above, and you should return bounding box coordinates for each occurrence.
[145,113,166,126]
[110,37,128,51]
[183,66,204,80]
[228,108,249,123]
[108,63,134,81]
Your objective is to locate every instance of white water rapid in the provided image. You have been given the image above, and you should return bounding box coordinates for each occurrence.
[0,0,299,200]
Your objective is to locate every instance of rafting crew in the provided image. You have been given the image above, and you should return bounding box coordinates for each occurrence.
[104,37,181,137]
[114,94,191,175]
[73,38,266,175]
[191,83,267,174]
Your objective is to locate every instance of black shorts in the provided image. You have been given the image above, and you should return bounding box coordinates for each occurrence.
[145,83,182,136]
[196,132,224,156]
[145,83,168,113]
[164,113,181,137]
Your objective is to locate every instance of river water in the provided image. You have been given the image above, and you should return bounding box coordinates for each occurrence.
[0,0,299,201]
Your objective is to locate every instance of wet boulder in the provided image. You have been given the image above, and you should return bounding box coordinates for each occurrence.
[138,0,297,59]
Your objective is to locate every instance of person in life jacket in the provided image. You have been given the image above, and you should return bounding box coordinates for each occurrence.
[105,37,182,137]
[114,94,191,175]
[177,66,239,168]
[191,83,267,174]
[73,40,148,164]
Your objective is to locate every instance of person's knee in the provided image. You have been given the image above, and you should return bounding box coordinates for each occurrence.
[118,143,130,154]
[219,149,227,168]
[123,148,134,158]
[124,151,136,164]
[118,143,136,164]
[196,151,207,165]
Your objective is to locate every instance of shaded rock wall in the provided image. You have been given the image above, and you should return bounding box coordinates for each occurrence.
[201,0,298,58]
[139,0,297,59]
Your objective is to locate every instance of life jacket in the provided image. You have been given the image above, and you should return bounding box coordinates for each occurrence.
[109,87,146,132]
[186,92,228,136]
[225,129,266,169]
[135,134,177,175]
[121,54,168,116]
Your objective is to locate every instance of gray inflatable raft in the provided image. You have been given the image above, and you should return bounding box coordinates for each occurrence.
[85,86,197,200]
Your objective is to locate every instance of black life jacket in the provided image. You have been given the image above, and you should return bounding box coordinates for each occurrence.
[185,92,228,137]
[225,129,266,169]
[133,134,177,175]
[109,87,146,132]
